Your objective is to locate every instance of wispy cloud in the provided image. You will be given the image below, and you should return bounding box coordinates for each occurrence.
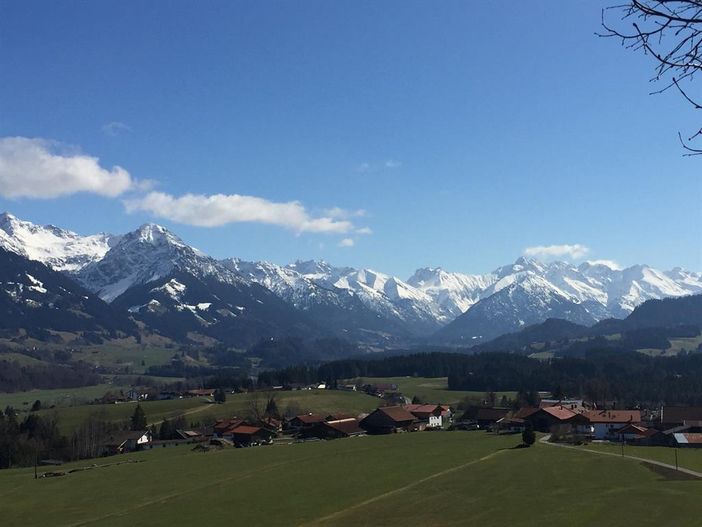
[587,259,622,270]
[323,207,366,220]
[523,244,590,261]
[338,238,355,247]
[0,136,134,199]
[357,159,402,174]
[101,121,132,137]
[356,226,373,235]
[124,191,357,234]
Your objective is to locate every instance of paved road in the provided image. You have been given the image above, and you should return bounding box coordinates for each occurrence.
[539,434,702,479]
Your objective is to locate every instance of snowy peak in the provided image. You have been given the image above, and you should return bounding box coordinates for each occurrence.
[75,223,238,302]
[0,211,117,272]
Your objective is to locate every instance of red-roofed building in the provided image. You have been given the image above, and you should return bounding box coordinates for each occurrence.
[360,406,417,434]
[584,410,642,440]
[523,406,590,433]
[213,418,246,438]
[303,418,366,440]
[286,414,326,432]
[229,425,275,447]
[404,404,445,428]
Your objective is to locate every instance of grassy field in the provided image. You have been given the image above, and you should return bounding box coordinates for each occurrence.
[39,389,381,433]
[0,384,131,411]
[1,431,702,526]
[69,345,180,373]
[351,376,516,405]
[582,441,702,473]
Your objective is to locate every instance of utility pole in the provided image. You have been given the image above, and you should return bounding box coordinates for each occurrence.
[675,448,679,471]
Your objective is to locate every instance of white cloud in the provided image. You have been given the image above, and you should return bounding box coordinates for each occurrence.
[523,244,590,260]
[338,238,355,247]
[0,137,134,199]
[586,259,622,270]
[124,191,356,234]
[323,207,366,219]
[357,159,402,173]
[356,226,373,235]
[101,121,132,137]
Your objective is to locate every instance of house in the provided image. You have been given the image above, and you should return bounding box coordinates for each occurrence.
[229,425,275,447]
[404,404,445,428]
[539,399,589,414]
[584,410,641,440]
[302,418,366,440]
[660,406,702,428]
[213,418,246,438]
[496,417,526,434]
[102,430,151,455]
[286,414,326,431]
[364,383,399,397]
[360,406,417,434]
[460,407,510,429]
[185,388,216,398]
[523,406,591,434]
[614,423,657,443]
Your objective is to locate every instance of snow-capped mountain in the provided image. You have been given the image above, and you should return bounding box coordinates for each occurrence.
[222,259,441,340]
[0,212,118,272]
[434,257,702,343]
[75,223,239,302]
[407,267,497,321]
[2,212,701,347]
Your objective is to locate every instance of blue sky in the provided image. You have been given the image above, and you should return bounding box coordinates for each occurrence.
[0,1,700,277]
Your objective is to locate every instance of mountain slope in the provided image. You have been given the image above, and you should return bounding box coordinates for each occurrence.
[111,271,319,347]
[222,259,433,343]
[433,271,599,343]
[0,248,137,342]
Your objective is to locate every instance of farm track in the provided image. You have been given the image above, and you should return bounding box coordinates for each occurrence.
[301,448,509,526]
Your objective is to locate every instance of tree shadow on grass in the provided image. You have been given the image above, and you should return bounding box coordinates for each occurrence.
[642,462,700,481]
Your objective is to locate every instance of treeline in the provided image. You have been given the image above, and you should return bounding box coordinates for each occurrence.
[258,349,702,407]
[0,360,101,392]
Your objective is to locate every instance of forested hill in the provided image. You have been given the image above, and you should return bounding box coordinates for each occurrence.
[259,349,702,407]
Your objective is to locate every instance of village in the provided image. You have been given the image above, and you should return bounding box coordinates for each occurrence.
[99,381,702,457]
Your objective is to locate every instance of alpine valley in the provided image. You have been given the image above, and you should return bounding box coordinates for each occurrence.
[1,211,701,349]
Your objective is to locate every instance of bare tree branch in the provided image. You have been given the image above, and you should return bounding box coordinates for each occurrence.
[602,1,702,153]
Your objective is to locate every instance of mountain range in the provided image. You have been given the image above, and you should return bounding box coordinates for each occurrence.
[1,211,700,348]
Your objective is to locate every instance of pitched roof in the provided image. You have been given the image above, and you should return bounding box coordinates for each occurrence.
[230,425,262,436]
[615,424,656,437]
[325,413,356,421]
[293,414,325,425]
[214,418,245,432]
[541,406,578,421]
[674,433,702,445]
[324,418,365,435]
[584,410,641,424]
[404,404,442,418]
[377,406,416,423]
[514,407,539,419]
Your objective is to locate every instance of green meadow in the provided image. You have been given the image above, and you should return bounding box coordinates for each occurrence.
[352,375,516,404]
[37,389,381,433]
[1,432,702,526]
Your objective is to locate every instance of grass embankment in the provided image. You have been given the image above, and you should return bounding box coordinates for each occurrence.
[1,432,701,526]
[352,376,516,404]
